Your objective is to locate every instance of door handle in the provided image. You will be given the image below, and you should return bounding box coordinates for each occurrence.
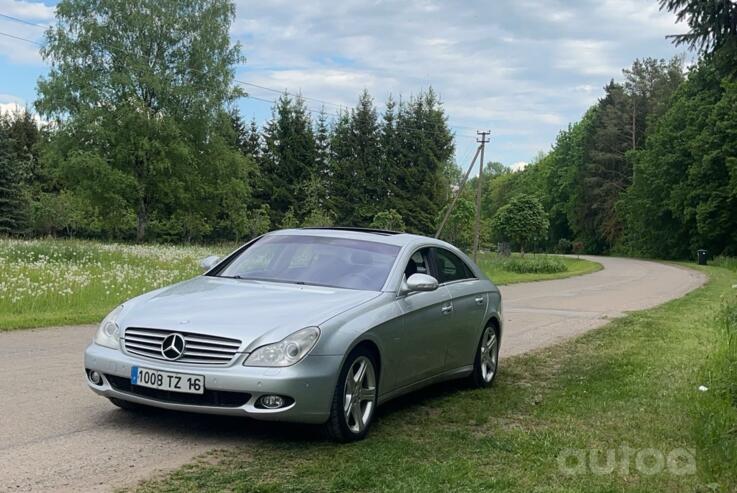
[474,296,485,305]
[441,304,453,314]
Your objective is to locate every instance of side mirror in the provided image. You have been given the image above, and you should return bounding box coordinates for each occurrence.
[199,255,220,271]
[402,273,439,294]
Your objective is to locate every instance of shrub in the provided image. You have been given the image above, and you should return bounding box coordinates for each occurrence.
[482,254,568,274]
[713,256,737,271]
[556,238,572,254]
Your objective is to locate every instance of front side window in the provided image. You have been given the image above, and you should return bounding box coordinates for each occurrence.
[216,235,400,291]
[433,248,475,284]
[404,248,431,278]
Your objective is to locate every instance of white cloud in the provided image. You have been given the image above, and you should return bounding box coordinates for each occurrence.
[229,0,687,165]
[0,0,52,64]
[0,0,53,20]
[554,40,620,76]
[0,98,44,125]
[0,101,24,114]
[0,93,24,104]
[0,0,688,165]
[510,161,529,172]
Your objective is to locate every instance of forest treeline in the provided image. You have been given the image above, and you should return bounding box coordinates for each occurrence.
[472,0,737,258]
[482,41,736,258]
[0,88,455,243]
[0,0,735,258]
[0,0,456,244]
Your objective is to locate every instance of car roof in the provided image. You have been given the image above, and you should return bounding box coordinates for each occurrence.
[267,227,456,249]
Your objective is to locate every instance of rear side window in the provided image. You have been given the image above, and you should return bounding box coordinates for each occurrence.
[433,248,476,284]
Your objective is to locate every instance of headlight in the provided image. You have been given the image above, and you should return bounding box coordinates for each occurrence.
[94,305,124,349]
[244,327,320,367]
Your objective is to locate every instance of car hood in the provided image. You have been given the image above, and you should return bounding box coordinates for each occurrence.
[118,276,380,351]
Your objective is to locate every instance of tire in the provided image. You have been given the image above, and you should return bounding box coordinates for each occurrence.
[468,323,500,388]
[324,347,378,442]
[108,397,147,412]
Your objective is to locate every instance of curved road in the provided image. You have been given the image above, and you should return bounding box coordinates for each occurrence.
[0,256,705,492]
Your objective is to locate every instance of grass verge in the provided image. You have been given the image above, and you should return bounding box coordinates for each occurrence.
[133,264,736,493]
[478,252,602,285]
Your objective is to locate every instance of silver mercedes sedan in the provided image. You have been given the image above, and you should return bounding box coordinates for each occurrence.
[84,228,503,441]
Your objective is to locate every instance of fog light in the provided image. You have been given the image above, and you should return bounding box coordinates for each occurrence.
[89,370,103,386]
[259,394,285,409]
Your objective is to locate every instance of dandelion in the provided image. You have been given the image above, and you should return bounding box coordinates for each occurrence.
[0,238,232,328]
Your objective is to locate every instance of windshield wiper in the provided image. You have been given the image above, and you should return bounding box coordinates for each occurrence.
[220,275,309,286]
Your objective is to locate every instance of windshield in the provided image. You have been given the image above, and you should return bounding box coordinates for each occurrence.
[216,235,401,291]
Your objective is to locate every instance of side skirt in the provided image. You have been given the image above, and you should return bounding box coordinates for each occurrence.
[377,365,473,406]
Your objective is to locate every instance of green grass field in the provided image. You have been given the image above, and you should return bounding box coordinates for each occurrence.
[0,239,600,331]
[0,239,233,330]
[131,264,737,493]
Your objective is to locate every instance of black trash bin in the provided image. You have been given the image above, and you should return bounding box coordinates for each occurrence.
[697,249,708,265]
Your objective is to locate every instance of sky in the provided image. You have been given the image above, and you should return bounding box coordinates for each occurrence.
[0,0,690,169]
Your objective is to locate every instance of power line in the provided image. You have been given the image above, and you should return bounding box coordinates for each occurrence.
[236,79,476,137]
[0,30,42,46]
[0,10,477,140]
[0,13,48,29]
[243,92,477,140]
[237,80,346,110]
[243,93,332,117]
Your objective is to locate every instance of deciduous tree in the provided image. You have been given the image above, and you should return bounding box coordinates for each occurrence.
[491,195,549,255]
[36,0,250,241]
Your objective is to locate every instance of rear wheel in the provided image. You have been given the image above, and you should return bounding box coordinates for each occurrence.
[324,348,378,442]
[468,323,499,388]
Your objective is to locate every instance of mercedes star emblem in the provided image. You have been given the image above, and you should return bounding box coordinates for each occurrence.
[161,333,186,360]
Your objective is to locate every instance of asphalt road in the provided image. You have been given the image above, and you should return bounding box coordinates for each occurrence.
[0,256,706,492]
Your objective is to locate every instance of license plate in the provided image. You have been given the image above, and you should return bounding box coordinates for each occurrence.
[130,367,205,395]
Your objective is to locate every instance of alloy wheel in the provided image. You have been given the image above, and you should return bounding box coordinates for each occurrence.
[343,356,376,434]
[480,327,498,383]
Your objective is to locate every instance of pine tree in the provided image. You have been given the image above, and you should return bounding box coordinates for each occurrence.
[230,108,249,154]
[328,91,381,226]
[381,96,402,213]
[245,118,262,158]
[393,89,454,234]
[623,57,685,151]
[315,108,331,179]
[260,94,317,224]
[659,0,737,53]
[0,121,27,234]
[576,81,632,251]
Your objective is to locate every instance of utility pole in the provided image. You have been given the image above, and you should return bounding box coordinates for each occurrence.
[435,145,482,239]
[473,130,491,262]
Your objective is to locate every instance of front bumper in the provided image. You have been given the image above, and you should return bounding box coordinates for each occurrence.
[84,343,341,424]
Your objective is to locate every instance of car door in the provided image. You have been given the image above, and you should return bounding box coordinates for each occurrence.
[432,248,487,370]
[392,248,453,388]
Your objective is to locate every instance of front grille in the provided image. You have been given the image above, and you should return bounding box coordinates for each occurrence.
[123,327,242,366]
[105,374,251,407]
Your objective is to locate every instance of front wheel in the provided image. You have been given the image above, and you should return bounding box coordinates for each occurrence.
[324,348,378,442]
[468,324,499,388]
